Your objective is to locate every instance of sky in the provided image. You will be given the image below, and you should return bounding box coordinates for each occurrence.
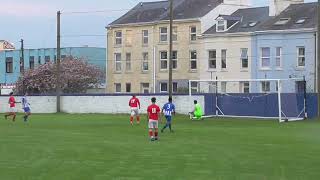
[0,0,316,49]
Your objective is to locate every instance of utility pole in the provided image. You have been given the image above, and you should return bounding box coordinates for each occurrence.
[168,0,173,98]
[20,39,25,93]
[57,11,61,112]
[317,0,320,117]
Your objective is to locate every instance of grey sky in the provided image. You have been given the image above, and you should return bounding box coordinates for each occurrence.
[0,0,316,49]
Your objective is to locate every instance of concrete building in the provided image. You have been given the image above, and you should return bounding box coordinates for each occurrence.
[106,0,251,93]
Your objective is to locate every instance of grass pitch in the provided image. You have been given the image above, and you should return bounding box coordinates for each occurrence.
[0,114,319,180]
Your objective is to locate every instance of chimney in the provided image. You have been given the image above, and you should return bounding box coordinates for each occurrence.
[269,0,304,16]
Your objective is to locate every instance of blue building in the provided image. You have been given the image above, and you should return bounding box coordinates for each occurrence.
[0,47,106,86]
[252,2,316,93]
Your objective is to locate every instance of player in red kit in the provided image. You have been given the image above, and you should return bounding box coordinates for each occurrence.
[147,97,161,141]
[4,92,19,122]
[129,95,141,125]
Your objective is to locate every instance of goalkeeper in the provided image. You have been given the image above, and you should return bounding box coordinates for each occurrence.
[189,100,203,120]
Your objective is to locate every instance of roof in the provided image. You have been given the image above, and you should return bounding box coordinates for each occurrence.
[204,7,270,34]
[258,2,317,31]
[108,0,223,26]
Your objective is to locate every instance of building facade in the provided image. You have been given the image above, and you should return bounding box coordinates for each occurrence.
[0,47,106,86]
[106,0,251,93]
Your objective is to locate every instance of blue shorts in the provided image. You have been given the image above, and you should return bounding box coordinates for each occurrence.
[23,107,31,113]
[165,116,172,122]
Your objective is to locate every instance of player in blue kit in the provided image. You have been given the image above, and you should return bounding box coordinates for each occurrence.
[161,97,175,133]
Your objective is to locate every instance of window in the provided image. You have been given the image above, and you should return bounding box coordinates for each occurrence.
[126,53,131,71]
[160,83,168,93]
[29,56,35,69]
[297,47,305,67]
[295,18,307,24]
[38,56,41,64]
[126,83,131,93]
[221,49,227,69]
[54,55,57,63]
[115,83,121,93]
[190,51,197,70]
[241,48,248,69]
[274,18,290,25]
[142,52,149,71]
[261,81,270,93]
[221,82,227,93]
[172,51,177,69]
[160,27,168,42]
[208,50,216,69]
[6,57,13,73]
[248,21,258,27]
[217,20,226,32]
[276,47,282,68]
[261,47,270,69]
[190,26,197,41]
[173,82,178,93]
[142,30,148,45]
[190,82,198,93]
[115,31,122,45]
[126,30,133,46]
[240,82,250,93]
[141,83,150,93]
[172,27,177,41]
[45,56,50,63]
[20,57,23,72]
[296,81,305,93]
[160,51,168,70]
[115,53,122,72]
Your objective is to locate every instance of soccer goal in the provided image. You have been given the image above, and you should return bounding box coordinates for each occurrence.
[189,78,307,122]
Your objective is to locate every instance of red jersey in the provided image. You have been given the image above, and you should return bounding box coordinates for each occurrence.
[129,97,140,108]
[147,104,160,120]
[9,96,15,108]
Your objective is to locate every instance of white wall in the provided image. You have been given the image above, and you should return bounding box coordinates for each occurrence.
[0,95,204,114]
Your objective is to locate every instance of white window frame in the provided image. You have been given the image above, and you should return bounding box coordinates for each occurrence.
[208,50,216,70]
[240,48,248,69]
[160,82,168,93]
[160,51,168,70]
[221,49,227,69]
[216,20,226,32]
[190,26,197,41]
[261,81,271,93]
[240,82,250,93]
[142,30,148,45]
[125,53,131,71]
[172,51,178,70]
[275,47,282,69]
[115,53,122,72]
[172,26,178,42]
[190,50,197,70]
[142,52,149,72]
[115,31,122,45]
[160,27,168,42]
[141,83,150,93]
[190,82,199,93]
[221,82,227,93]
[115,83,121,93]
[260,47,271,69]
[297,46,305,68]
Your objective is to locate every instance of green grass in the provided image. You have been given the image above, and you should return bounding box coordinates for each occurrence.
[0,114,320,180]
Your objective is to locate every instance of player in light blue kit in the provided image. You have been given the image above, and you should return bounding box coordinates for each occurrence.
[161,97,175,133]
[21,91,31,122]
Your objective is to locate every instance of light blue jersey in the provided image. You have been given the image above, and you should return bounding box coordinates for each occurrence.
[162,103,175,116]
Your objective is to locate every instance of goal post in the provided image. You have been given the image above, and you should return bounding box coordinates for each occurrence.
[189,78,307,122]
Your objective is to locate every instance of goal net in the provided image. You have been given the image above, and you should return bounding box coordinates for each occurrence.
[189,78,307,122]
